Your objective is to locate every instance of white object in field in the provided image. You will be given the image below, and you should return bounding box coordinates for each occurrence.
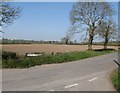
[27,53,43,57]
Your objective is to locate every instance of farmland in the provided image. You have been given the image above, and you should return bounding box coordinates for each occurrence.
[2,44,118,56]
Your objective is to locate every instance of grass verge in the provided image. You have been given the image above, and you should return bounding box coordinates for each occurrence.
[2,49,116,68]
[111,67,120,92]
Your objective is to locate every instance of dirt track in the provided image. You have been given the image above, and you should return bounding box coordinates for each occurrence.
[2,44,118,55]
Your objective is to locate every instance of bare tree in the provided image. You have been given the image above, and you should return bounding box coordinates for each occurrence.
[97,20,117,49]
[61,25,78,44]
[61,37,67,44]
[61,31,73,44]
[70,2,113,50]
[0,2,22,28]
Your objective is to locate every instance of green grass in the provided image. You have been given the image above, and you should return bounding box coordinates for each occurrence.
[111,67,120,92]
[0,61,2,69]
[2,49,116,68]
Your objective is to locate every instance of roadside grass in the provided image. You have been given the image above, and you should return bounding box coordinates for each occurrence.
[111,67,120,92]
[2,49,116,68]
[0,61,1,69]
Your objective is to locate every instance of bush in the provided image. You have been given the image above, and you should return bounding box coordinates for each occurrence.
[2,51,18,60]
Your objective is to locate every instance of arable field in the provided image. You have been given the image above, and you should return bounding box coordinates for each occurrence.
[2,44,118,56]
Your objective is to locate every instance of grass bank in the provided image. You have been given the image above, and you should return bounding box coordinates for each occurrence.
[111,67,120,92]
[2,49,116,68]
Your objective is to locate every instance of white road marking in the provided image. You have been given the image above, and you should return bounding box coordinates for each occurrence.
[89,77,98,82]
[64,84,79,88]
[49,90,55,91]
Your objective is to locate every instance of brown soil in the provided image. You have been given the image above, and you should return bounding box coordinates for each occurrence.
[2,44,118,55]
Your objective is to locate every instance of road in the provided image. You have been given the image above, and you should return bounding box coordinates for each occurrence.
[2,52,118,91]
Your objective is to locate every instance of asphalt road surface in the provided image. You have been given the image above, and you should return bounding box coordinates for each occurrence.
[2,52,118,91]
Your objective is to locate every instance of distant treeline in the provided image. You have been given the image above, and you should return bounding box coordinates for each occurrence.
[93,42,119,46]
[1,38,119,46]
[2,38,62,44]
[2,38,81,45]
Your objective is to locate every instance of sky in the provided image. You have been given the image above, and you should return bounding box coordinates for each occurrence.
[3,2,118,42]
[13,0,120,2]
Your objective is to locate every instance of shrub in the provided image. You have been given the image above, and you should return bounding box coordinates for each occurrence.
[2,51,18,60]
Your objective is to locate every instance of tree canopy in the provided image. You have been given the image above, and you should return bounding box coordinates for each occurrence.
[0,2,22,27]
[70,2,114,50]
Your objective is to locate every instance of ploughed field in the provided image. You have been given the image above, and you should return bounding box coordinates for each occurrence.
[2,44,118,56]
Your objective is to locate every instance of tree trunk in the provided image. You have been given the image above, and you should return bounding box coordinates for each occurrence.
[104,27,109,50]
[65,39,69,44]
[88,23,95,50]
[104,37,108,50]
[88,35,93,50]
